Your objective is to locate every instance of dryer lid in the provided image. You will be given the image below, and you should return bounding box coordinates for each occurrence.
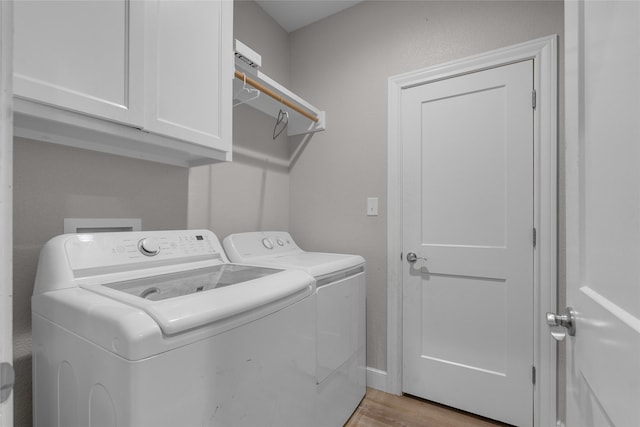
[82,265,315,335]
[246,252,365,278]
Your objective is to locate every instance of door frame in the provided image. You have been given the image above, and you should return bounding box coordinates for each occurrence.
[0,0,13,425]
[387,36,558,427]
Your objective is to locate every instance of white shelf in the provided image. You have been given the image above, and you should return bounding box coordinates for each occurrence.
[234,61,326,137]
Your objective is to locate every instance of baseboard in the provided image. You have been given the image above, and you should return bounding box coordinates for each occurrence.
[366,366,388,392]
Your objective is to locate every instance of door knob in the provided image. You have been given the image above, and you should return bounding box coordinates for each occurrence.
[406,252,427,263]
[546,307,576,341]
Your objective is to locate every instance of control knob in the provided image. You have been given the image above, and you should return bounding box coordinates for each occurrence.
[262,238,274,249]
[138,238,160,256]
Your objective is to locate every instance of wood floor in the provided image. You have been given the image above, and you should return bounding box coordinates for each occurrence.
[344,388,513,427]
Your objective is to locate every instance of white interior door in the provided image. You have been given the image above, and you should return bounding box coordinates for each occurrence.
[402,60,534,427]
[0,1,13,426]
[564,1,640,426]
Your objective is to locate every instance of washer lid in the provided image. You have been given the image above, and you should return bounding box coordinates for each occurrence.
[82,264,315,335]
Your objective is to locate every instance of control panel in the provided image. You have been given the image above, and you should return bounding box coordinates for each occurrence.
[64,230,224,272]
[223,231,300,260]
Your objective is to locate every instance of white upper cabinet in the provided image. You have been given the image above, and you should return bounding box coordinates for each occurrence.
[145,1,232,152]
[14,0,145,126]
[13,0,233,167]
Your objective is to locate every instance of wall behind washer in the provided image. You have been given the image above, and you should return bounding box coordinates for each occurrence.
[288,0,564,376]
[188,1,292,239]
[13,138,188,427]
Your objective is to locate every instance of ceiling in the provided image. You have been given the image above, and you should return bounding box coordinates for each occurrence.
[254,0,364,33]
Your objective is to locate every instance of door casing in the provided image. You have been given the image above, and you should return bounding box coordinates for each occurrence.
[387,35,558,427]
[0,1,13,425]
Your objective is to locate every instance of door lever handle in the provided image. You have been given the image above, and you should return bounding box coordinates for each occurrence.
[406,252,427,263]
[0,362,14,403]
[546,307,576,341]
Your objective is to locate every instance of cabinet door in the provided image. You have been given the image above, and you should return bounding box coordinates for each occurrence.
[144,0,232,151]
[14,0,144,126]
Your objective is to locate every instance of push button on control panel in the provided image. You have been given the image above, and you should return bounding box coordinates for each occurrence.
[138,238,161,256]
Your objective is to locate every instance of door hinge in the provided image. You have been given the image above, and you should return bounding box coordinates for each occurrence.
[533,227,537,248]
[532,90,537,110]
[532,366,536,385]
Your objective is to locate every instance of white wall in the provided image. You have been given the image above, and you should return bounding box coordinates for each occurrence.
[188,1,292,239]
[288,0,564,375]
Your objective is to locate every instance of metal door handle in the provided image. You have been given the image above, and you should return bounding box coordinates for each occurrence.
[0,362,14,403]
[546,307,576,341]
[406,252,427,263]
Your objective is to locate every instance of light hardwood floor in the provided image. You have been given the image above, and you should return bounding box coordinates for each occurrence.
[344,388,513,427]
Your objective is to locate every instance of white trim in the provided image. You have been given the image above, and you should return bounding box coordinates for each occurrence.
[365,366,388,393]
[0,1,13,424]
[387,36,558,427]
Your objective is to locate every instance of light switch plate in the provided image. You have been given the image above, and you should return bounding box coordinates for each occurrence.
[367,197,379,216]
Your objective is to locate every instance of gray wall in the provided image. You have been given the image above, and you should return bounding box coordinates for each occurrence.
[13,138,188,426]
[188,0,292,239]
[288,0,564,374]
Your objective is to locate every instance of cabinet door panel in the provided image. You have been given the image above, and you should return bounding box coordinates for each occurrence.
[145,0,232,150]
[14,0,144,126]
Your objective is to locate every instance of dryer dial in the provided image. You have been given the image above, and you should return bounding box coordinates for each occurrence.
[262,238,274,249]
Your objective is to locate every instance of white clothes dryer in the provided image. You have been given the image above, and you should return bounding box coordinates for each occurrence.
[32,230,318,427]
[223,231,366,426]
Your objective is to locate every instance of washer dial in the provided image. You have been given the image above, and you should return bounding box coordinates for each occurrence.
[138,238,161,256]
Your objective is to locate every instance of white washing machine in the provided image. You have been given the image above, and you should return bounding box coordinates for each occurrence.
[32,229,319,427]
[223,231,366,426]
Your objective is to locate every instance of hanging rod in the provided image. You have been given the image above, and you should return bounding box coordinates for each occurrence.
[234,70,319,123]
